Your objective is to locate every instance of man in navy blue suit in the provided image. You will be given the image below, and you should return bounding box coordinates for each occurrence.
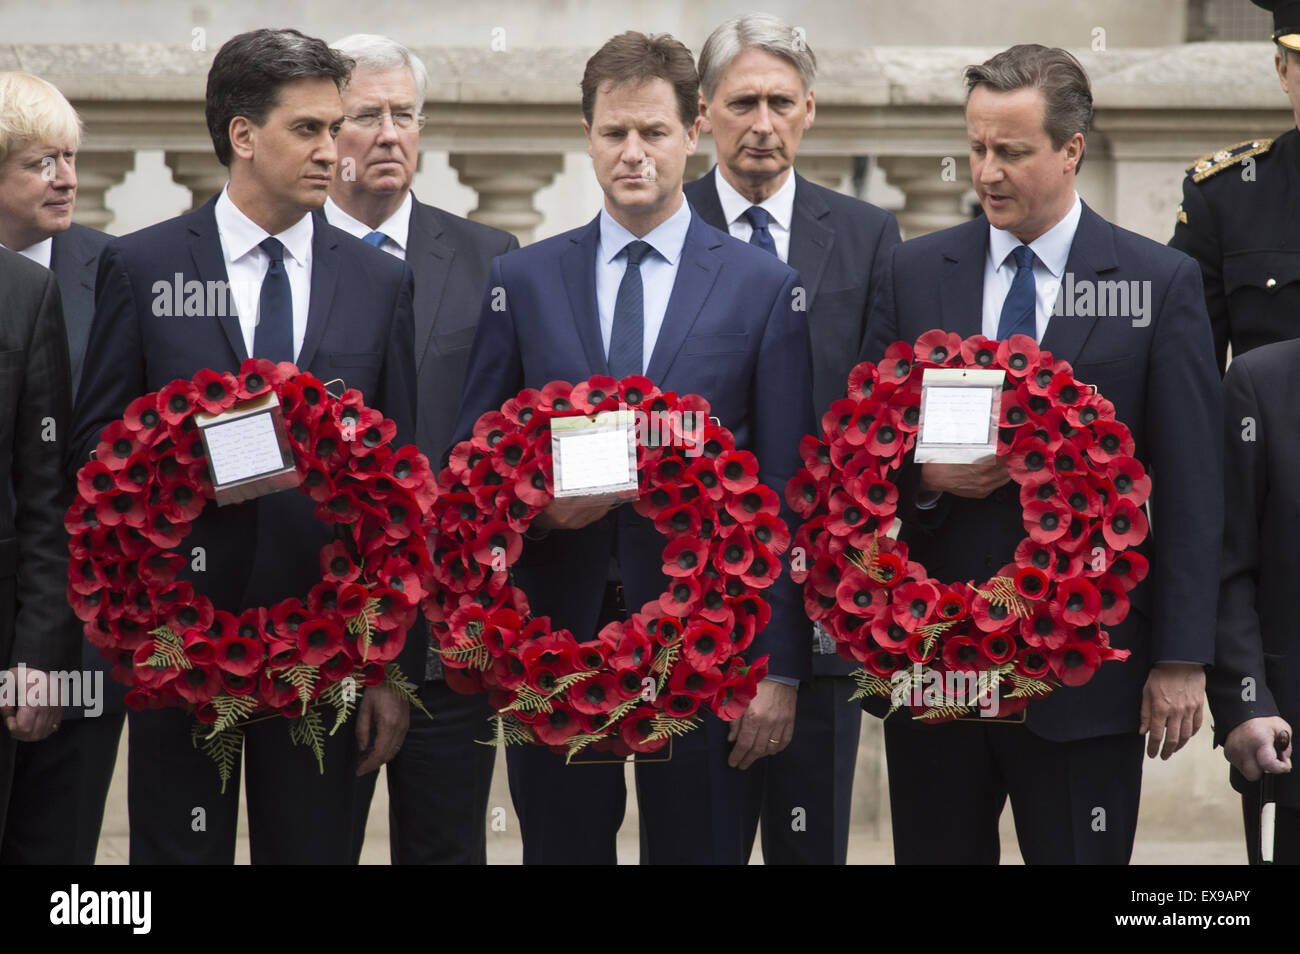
[685,13,900,865]
[69,28,419,865]
[0,70,117,864]
[859,44,1221,864]
[324,32,518,866]
[450,30,814,864]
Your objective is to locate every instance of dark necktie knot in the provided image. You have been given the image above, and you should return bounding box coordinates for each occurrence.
[623,240,651,267]
[744,206,770,230]
[260,236,285,266]
[1009,244,1035,271]
[363,231,388,248]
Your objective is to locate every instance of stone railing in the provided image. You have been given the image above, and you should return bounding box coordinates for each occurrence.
[3,42,1291,244]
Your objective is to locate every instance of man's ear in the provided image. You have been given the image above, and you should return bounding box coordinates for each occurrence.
[582,118,593,158]
[684,115,702,156]
[698,93,712,135]
[804,88,816,130]
[229,116,256,162]
[1278,49,1292,95]
[1064,132,1085,173]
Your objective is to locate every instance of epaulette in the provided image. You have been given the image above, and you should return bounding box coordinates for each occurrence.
[1187,138,1273,183]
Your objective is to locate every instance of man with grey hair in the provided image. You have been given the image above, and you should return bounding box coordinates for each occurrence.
[325,33,518,865]
[685,13,899,864]
[859,43,1219,864]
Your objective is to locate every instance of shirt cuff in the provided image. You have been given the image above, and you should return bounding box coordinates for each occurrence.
[765,675,799,687]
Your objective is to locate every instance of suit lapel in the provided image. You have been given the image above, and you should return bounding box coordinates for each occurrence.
[686,169,728,231]
[645,214,721,383]
[561,217,610,376]
[186,199,246,364]
[1040,203,1112,367]
[407,199,455,372]
[298,219,340,372]
[787,174,832,308]
[939,218,988,339]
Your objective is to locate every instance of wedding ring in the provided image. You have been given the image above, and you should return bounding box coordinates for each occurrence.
[767,737,780,744]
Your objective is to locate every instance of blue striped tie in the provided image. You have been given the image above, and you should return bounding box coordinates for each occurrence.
[363,231,388,248]
[996,245,1037,341]
[253,237,293,363]
[745,206,778,257]
[608,241,651,378]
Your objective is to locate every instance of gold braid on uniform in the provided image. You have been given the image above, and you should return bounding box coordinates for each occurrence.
[1187,138,1274,183]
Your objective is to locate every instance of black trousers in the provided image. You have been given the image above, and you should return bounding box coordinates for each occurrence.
[505,581,749,864]
[350,679,496,864]
[1,712,124,864]
[883,714,1144,864]
[1240,790,1300,864]
[742,673,861,864]
[127,704,363,864]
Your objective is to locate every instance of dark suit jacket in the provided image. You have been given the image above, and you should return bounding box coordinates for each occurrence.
[70,196,422,682]
[407,196,519,464]
[449,209,816,681]
[47,223,121,716]
[860,203,1223,741]
[0,248,75,676]
[1212,338,1300,806]
[686,168,901,677]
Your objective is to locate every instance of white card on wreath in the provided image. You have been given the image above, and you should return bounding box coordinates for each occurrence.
[914,367,1005,464]
[195,392,300,506]
[551,409,639,500]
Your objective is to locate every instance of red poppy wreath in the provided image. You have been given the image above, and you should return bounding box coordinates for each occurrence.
[426,375,778,760]
[66,358,435,788]
[787,332,1145,721]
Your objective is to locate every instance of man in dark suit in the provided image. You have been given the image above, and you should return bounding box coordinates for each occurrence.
[450,31,814,864]
[0,70,119,864]
[0,245,76,848]
[685,13,900,865]
[1210,340,1299,863]
[69,28,419,865]
[324,33,518,866]
[859,44,1221,864]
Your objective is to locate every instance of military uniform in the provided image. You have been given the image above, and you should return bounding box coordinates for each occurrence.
[1168,131,1300,375]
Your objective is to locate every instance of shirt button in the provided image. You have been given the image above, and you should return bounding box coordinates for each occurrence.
[1267,278,1278,289]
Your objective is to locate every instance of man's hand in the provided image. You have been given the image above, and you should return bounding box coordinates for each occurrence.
[534,497,615,531]
[355,683,410,776]
[1138,662,1206,759]
[726,679,797,770]
[0,668,62,742]
[919,456,1010,499]
[1224,717,1293,782]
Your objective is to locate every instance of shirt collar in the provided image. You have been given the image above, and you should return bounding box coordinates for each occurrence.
[0,236,53,268]
[988,192,1082,279]
[215,184,314,265]
[714,165,796,232]
[323,191,412,252]
[598,196,692,266]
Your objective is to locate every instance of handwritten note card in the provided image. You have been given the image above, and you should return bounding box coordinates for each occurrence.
[203,411,288,486]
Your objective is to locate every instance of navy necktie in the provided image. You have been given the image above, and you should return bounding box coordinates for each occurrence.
[608,240,651,379]
[254,237,293,363]
[996,244,1037,341]
[745,206,778,257]
[363,230,388,248]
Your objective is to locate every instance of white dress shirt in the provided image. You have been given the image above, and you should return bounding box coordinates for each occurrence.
[981,193,1083,342]
[595,198,692,372]
[214,185,313,361]
[0,236,53,268]
[713,164,796,263]
[323,192,412,261]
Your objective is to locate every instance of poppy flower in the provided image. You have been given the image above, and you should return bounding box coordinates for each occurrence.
[657,535,705,579]
[1015,646,1051,679]
[1084,419,1134,465]
[915,330,964,366]
[1102,498,1149,549]
[970,588,1018,633]
[192,368,238,415]
[800,435,833,480]
[618,706,666,752]
[1007,438,1051,484]
[1106,456,1152,507]
[959,334,1000,368]
[658,575,701,617]
[569,375,621,413]
[903,629,938,664]
[997,334,1040,378]
[76,459,120,504]
[1048,641,1101,686]
[471,521,521,568]
[847,474,898,519]
[294,617,344,666]
[158,379,197,426]
[981,631,1018,664]
[836,566,884,616]
[214,631,264,677]
[563,672,618,715]
[1094,574,1131,626]
[514,456,552,506]
[528,706,583,746]
[166,591,214,636]
[1054,577,1101,627]
[879,341,914,385]
[846,362,877,401]
[870,609,913,650]
[130,642,181,690]
[636,482,683,521]
[502,388,544,429]
[1013,565,1050,601]
[172,663,223,706]
[533,381,575,414]
[122,392,166,442]
[739,543,779,589]
[95,420,145,472]
[318,540,359,584]
[1020,601,1067,650]
[865,648,906,678]
[679,619,729,670]
[614,374,658,409]
[784,469,823,518]
[655,501,703,539]
[712,662,766,721]
[1055,475,1101,518]
[942,635,990,672]
[712,449,756,493]
[1023,498,1070,544]
[864,413,905,460]
[826,489,871,538]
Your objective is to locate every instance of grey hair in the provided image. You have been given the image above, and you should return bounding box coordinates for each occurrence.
[698,13,817,100]
[331,33,428,111]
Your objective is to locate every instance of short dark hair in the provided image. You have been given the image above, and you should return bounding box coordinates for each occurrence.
[581,31,699,129]
[205,28,354,166]
[964,44,1093,171]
